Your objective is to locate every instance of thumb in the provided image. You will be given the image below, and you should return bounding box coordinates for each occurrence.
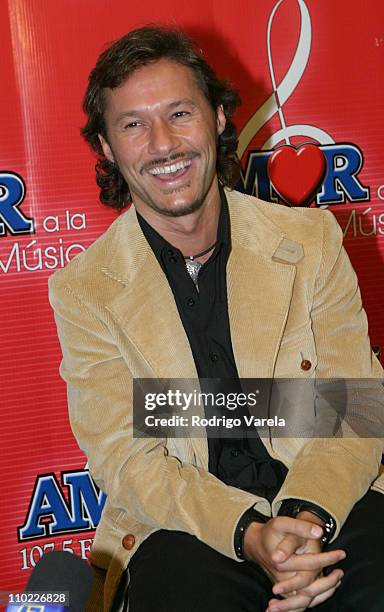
[272,534,303,563]
[275,516,323,540]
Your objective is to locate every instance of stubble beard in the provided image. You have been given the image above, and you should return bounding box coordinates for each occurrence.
[133,179,208,218]
[155,200,204,217]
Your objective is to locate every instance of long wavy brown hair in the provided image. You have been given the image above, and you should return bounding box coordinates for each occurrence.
[82,26,241,211]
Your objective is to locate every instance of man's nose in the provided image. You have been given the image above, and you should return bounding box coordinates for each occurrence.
[148,119,180,156]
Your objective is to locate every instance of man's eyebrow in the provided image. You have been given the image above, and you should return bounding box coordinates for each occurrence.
[168,98,198,109]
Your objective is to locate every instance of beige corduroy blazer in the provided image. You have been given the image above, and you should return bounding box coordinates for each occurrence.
[49,189,384,611]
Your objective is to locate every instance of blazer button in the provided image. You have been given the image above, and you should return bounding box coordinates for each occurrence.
[300,359,312,371]
[122,534,136,550]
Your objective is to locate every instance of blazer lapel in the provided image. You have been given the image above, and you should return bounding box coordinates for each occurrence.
[103,208,208,466]
[105,210,197,380]
[226,190,298,378]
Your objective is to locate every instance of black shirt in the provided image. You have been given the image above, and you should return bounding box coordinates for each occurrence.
[137,187,287,502]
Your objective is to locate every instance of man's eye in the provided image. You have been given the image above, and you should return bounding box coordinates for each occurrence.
[172,111,190,119]
[123,121,142,129]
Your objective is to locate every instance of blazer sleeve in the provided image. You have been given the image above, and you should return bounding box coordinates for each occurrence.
[48,277,268,561]
[272,210,384,538]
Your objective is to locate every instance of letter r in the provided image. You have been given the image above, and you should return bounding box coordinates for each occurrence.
[0,172,34,236]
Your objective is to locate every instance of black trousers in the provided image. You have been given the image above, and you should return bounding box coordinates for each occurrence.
[116,490,384,611]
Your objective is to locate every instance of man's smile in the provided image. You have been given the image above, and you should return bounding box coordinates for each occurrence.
[141,152,200,185]
[147,158,192,180]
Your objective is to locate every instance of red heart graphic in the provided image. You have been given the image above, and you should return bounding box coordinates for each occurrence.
[267,143,327,207]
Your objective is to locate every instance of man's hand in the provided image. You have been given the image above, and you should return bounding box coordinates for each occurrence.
[243,516,346,611]
[266,536,343,611]
[264,511,345,611]
[266,570,343,612]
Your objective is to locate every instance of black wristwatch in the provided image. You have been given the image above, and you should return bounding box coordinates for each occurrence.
[278,499,336,545]
[234,508,268,560]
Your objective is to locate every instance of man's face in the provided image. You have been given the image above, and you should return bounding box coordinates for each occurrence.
[99,58,226,218]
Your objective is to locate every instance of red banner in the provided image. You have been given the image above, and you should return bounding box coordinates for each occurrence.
[1,0,383,593]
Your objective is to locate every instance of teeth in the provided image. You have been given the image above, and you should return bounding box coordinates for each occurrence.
[148,160,191,175]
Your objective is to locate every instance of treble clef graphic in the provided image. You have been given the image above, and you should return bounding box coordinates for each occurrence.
[238,0,334,159]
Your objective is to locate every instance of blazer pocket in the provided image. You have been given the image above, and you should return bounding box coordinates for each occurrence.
[270,325,318,438]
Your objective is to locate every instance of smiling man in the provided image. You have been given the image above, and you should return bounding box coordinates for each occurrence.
[97,57,225,269]
[98,59,224,220]
[49,26,384,612]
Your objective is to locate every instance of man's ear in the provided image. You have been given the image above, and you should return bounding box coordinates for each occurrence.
[216,104,226,136]
[98,134,114,163]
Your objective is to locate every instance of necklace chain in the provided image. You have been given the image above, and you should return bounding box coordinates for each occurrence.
[183,241,217,261]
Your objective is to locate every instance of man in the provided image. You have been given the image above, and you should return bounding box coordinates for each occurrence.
[49,26,384,612]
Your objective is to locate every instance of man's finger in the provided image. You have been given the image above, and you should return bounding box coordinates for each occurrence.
[272,516,324,541]
[272,534,305,564]
[308,580,342,608]
[267,572,342,611]
[302,569,343,599]
[267,592,311,612]
[273,570,321,596]
[275,549,346,572]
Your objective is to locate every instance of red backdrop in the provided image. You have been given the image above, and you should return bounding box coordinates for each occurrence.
[1,0,383,593]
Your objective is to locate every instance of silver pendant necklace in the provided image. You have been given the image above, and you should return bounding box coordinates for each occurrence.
[183,242,217,289]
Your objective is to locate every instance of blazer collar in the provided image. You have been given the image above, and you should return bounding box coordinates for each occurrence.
[102,189,294,282]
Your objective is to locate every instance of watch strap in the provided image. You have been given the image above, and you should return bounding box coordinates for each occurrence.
[278,499,336,544]
[234,508,268,560]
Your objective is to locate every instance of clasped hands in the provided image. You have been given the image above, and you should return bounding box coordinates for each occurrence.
[243,513,346,612]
